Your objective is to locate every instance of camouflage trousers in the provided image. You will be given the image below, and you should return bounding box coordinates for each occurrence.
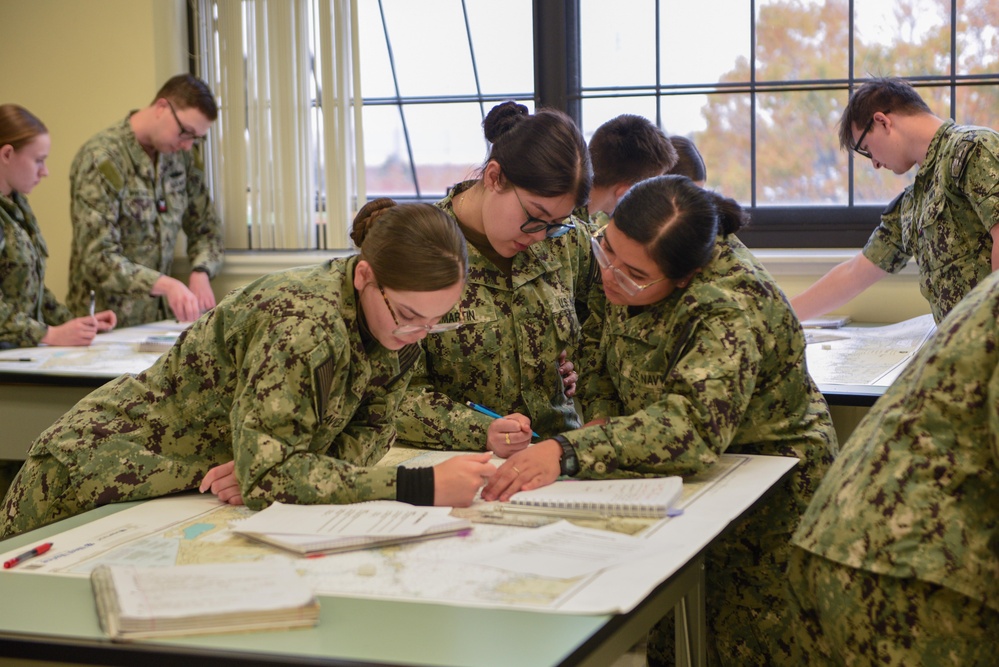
[647,518,798,667]
[0,453,79,540]
[786,548,999,667]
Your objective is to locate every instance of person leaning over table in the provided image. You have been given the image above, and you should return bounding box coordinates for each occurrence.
[482,175,838,667]
[390,101,595,457]
[0,199,496,539]
[67,74,224,328]
[786,270,999,667]
[0,104,116,348]
[584,113,677,218]
[791,76,999,325]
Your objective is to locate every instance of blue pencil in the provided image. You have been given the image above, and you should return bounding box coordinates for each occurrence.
[464,401,539,438]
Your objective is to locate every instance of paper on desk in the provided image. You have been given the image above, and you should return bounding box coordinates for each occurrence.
[444,520,661,579]
[232,500,461,538]
[805,314,936,386]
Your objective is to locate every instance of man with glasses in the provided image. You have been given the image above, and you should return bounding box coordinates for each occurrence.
[67,74,223,327]
[791,76,999,325]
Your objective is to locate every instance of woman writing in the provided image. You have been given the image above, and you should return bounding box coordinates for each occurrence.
[0,104,116,348]
[393,101,594,456]
[1,199,494,539]
[483,175,837,667]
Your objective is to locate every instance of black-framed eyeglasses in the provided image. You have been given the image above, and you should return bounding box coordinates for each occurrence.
[378,286,464,335]
[589,226,667,296]
[852,110,888,159]
[512,186,575,239]
[166,100,205,143]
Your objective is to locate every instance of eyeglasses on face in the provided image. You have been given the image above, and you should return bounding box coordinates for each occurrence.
[512,186,575,239]
[166,100,205,143]
[589,227,667,296]
[852,110,888,159]
[378,286,464,335]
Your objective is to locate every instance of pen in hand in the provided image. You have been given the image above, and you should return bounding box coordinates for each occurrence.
[3,542,52,569]
[89,290,96,318]
[465,401,540,438]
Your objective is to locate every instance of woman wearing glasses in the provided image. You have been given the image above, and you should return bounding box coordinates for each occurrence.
[483,175,837,667]
[1,199,496,539]
[393,101,595,457]
[0,104,117,348]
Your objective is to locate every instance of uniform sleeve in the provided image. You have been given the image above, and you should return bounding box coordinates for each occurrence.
[956,136,999,234]
[862,189,913,274]
[393,347,492,451]
[0,295,47,347]
[0,226,59,347]
[564,307,763,479]
[70,149,161,296]
[228,319,399,509]
[181,149,224,276]
[576,291,624,421]
[39,287,72,327]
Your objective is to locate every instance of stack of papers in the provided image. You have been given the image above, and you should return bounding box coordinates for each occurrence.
[92,560,319,640]
[232,501,472,555]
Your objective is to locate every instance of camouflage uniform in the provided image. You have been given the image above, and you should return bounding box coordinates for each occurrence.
[862,119,999,323]
[393,181,597,449]
[788,269,999,666]
[0,256,422,539]
[0,192,72,347]
[569,234,837,667]
[67,114,224,327]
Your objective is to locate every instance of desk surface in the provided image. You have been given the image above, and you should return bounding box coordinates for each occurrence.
[0,454,797,667]
[807,315,936,407]
[0,322,183,459]
[0,320,185,384]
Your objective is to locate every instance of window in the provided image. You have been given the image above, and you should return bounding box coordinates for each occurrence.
[193,0,999,250]
[577,0,999,247]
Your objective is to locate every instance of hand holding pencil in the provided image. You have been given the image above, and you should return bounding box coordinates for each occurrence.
[466,401,536,458]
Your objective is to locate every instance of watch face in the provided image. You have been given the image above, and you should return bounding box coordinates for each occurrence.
[559,441,579,476]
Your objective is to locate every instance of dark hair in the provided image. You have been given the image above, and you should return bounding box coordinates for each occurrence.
[0,104,47,150]
[612,175,748,280]
[589,115,677,188]
[154,74,218,122]
[351,198,467,291]
[479,101,592,207]
[666,136,706,183]
[838,77,932,150]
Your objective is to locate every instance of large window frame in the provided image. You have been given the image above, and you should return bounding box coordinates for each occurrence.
[191,0,999,252]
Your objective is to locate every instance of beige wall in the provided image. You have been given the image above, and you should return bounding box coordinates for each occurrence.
[0,0,187,301]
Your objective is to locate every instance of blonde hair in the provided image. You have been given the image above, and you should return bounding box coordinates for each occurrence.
[0,104,47,150]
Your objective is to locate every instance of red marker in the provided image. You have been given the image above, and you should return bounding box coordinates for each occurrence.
[3,542,52,569]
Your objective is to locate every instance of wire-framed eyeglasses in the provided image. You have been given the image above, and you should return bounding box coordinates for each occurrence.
[378,286,464,335]
[512,186,575,239]
[590,227,667,296]
[166,100,206,143]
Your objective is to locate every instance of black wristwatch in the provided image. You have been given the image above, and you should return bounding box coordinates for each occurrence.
[552,435,579,477]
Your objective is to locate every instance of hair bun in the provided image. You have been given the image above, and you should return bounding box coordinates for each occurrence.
[351,197,398,247]
[482,101,529,143]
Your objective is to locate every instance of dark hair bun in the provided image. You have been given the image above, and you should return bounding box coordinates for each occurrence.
[350,197,398,247]
[482,101,529,144]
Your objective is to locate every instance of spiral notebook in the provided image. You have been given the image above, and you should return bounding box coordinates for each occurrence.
[504,476,684,519]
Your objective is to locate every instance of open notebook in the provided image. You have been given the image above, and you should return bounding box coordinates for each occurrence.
[504,476,684,519]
